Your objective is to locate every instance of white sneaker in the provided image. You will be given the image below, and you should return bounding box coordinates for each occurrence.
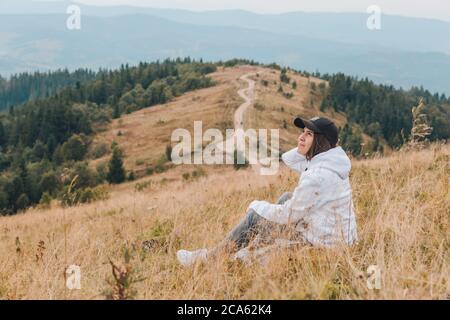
[176,248,208,267]
[233,247,252,263]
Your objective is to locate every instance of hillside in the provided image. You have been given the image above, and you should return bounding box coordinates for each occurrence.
[0,64,448,299]
[0,141,448,299]
[87,65,369,180]
[89,65,250,176]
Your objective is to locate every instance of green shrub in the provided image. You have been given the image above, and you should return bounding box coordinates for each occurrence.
[254,102,265,111]
[165,144,172,162]
[191,167,207,179]
[154,155,168,173]
[92,143,109,159]
[135,180,151,192]
[280,69,290,83]
[140,220,176,252]
[60,185,109,207]
[283,92,294,99]
[38,192,52,210]
[146,167,154,176]
[135,159,145,166]
[62,134,87,161]
[96,161,108,182]
[182,172,190,181]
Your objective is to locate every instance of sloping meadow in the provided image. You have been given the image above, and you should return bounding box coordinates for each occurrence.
[0,144,448,299]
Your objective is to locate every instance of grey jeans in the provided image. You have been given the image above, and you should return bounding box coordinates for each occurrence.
[214,192,303,254]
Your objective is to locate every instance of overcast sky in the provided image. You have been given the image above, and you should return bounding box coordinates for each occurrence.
[70,0,450,22]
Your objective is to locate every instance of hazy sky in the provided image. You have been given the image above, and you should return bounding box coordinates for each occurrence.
[70,0,450,22]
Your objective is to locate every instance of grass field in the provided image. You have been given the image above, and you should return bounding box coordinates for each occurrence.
[0,66,448,300]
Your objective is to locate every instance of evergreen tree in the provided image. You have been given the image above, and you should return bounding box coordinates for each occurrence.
[292,81,297,89]
[165,144,172,162]
[0,59,219,213]
[31,140,48,161]
[62,135,87,161]
[106,146,126,184]
[39,171,60,197]
[339,124,363,156]
[15,193,29,211]
[0,121,5,148]
[280,68,290,83]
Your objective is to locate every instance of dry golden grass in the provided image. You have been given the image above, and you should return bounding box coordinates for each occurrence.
[0,143,448,299]
[89,65,260,175]
[88,65,377,182]
[89,65,357,176]
[0,65,447,299]
[247,69,378,153]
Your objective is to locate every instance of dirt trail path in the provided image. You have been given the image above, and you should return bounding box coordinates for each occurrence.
[209,72,278,174]
[234,73,255,131]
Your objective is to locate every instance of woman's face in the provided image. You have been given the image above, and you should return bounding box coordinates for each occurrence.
[297,127,314,155]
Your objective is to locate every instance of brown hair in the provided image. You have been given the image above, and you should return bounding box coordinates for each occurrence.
[305,133,335,160]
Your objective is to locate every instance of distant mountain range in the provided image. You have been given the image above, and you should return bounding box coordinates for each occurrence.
[1,1,450,94]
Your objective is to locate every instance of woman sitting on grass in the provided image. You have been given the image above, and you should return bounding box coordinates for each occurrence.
[177,116,358,266]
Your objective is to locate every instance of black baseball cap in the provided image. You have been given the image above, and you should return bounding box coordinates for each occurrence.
[293,116,338,146]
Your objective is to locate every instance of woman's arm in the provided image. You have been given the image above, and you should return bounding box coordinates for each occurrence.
[281,147,308,173]
[248,174,320,225]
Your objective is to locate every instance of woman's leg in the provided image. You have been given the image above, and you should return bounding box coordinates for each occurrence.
[177,192,294,266]
[211,209,266,255]
[177,208,266,266]
[211,192,294,256]
[253,192,293,242]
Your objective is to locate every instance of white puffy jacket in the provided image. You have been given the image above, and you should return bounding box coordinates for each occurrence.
[249,146,358,246]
